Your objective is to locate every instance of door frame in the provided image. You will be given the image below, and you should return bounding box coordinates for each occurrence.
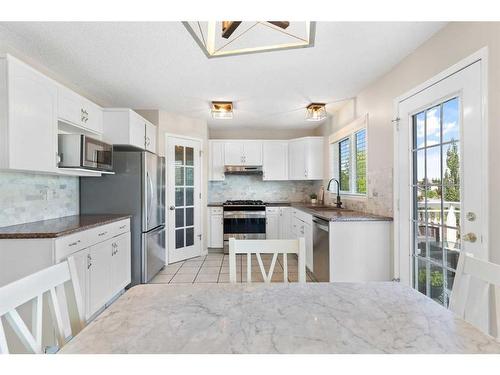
[392,47,489,282]
[164,133,205,264]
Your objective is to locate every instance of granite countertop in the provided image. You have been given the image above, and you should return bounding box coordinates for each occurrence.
[0,214,132,239]
[59,282,500,354]
[291,204,393,222]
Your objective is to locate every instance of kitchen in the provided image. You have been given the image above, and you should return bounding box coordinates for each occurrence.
[0,13,500,365]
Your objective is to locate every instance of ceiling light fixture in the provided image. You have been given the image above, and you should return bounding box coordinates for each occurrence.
[305,103,327,121]
[211,101,233,119]
[183,21,315,58]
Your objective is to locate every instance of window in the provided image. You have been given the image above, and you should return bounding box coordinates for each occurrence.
[332,127,367,195]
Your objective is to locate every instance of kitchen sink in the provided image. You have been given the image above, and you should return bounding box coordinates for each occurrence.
[303,205,351,211]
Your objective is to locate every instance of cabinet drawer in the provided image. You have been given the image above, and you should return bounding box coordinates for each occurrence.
[265,207,280,214]
[55,231,91,261]
[209,207,223,215]
[87,219,130,244]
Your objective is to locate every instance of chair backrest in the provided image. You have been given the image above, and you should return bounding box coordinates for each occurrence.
[449,252,500,339]
[0,257,85,354]
[229,238,306,283]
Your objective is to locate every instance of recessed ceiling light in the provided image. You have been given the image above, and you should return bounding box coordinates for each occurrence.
[211,101,233,119]
[305,103,327,121]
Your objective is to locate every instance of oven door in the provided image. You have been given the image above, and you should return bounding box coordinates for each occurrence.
[82,136,113,171]
[223,209,266,253]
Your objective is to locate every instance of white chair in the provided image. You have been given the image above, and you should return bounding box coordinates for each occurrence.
[229,238,306,283]
[0,258,85,354]
[449,252,500,339]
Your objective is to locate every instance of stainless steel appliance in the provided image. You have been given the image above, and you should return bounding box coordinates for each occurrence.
[58,134,113,172]
[80,150,165,285]
[223,200,266,254]
[312,217,330,282]
[224,166,263,175]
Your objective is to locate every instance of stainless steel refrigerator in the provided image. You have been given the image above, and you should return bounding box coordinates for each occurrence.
[80,151,165,285]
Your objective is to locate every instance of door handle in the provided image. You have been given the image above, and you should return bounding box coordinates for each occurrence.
[463,233,477,243]
[169,206,175,210]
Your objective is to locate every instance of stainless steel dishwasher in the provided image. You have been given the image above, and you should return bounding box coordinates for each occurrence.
[312,217,330,282]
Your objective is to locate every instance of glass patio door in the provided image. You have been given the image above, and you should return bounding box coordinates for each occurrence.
[166,136,202,263]
[396,59,488,331]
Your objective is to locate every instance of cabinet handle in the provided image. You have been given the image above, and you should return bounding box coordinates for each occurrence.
[119,225,126,230]
[87,254,92,269]
[68,240,81,247]
[98,231,107,237]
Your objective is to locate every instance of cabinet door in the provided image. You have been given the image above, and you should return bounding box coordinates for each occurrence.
[209,141,225,181]
[209,214,224,248]
[304,137,324,180]
[266,213,280,240]
[279,207,292,239]
[263,141,288,180]
[82,100,103,134]
[242,141,262,165]
[129,111,146,150]
[57,86,82,127]
[110,232,131,294]
[7,57,58,173]
[145,121,157,153]
[88,239,112,317]
[288,140,306,180]
[224,142,244,165]
[68,249,90,320]
[303,222,313,271]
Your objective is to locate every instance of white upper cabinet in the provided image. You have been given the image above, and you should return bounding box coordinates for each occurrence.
[224,141,262,166]
[103,109,156,152]
[57,85,103,135]
[263,141,288,180]
[288,137,324,180]
[209,140,225,181]
[0,55,58,173]
[145,121,157,153]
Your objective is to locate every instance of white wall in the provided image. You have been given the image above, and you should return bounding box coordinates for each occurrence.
[318,22,500,264]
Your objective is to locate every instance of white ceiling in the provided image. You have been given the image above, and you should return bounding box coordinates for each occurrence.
[0,22,446,130]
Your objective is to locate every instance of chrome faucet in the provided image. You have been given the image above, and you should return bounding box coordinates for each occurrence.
[326,178,343,208]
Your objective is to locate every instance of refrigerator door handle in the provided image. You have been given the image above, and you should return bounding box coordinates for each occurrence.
[147,171,154,226]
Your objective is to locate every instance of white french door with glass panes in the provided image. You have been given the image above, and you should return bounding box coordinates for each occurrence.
[166,136,202,263]
[395,56,488,331]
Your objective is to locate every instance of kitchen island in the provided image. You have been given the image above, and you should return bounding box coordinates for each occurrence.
[59,282,500,354]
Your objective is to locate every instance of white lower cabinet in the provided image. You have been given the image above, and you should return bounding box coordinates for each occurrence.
[208,207,223,248]
[88,239,111,317]
[279,207,292,239]
[291,209,313,271]
[265,207,280,239]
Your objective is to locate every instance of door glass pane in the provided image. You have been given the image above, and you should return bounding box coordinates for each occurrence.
[175,208,184,228]
[186,187,194,206]
[185,207,194,226]
[175,167,184,186]
[442,98,460,143]
[412,97,460,308]
[416,149,425,185]
[185,147,194,166]
[186,227,194,247]
[413,111,425,149]
[175,187,184,206]
[426,146,441,184]
[185,167,194,186]
[415,258,428,296]
[426,105,441,146]
[175,146,184,165]
[175,229,184,249]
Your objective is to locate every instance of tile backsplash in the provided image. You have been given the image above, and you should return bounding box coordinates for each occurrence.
[0,172,79,227]
[208,175,321,203]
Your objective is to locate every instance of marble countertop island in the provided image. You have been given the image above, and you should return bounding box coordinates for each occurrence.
[60,282,500,354]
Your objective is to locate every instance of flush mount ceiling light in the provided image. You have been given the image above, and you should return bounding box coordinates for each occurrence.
[305,103,327,121]
[183,21,315,58]
[211,101,233,119]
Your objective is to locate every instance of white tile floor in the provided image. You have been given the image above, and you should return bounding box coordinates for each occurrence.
[150,252,314,284]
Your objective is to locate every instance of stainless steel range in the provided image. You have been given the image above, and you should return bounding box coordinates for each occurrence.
[223,200,266,254]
